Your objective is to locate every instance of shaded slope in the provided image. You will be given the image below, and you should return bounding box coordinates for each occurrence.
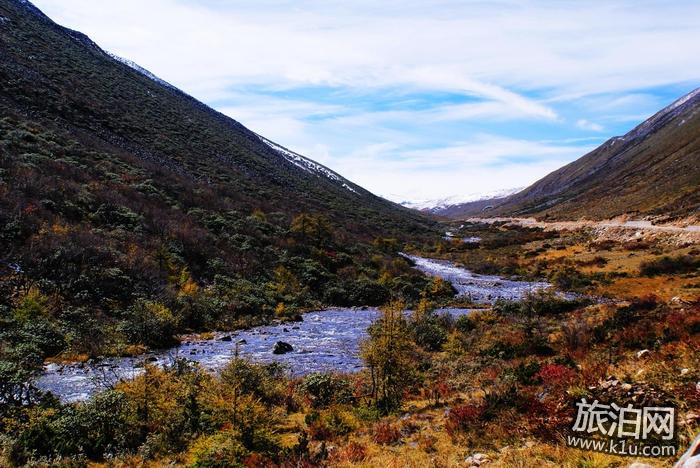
[0,0,428,234]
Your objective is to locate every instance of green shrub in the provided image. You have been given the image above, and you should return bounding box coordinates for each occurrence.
[640,255,700,276]
[299,373,353,408]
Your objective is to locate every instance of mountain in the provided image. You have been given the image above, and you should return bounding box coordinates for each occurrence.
[0,0,430,228]
[443,87,700,220]
[0,0,436,355]
[399,188,522,215]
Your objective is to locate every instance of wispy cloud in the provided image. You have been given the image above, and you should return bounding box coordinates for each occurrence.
[31,0,700,202]
[575,119,604,132]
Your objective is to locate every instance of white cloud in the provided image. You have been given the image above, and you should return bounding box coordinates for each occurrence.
[575,119,604,132]
[311,136,596,202]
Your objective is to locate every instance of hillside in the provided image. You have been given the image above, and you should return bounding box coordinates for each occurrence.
[436,87,700,220]
[0,0,436,358]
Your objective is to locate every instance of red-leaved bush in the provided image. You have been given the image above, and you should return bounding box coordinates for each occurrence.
[445,403,485,436]
[535,363,577,389]
[372,422,402,445]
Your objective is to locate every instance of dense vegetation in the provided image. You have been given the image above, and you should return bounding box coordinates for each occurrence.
[2,213,700,466]
[0,0,443,393]
[2,289,697,466]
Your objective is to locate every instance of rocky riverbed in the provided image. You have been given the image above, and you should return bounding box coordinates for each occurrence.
[35,256,553,402]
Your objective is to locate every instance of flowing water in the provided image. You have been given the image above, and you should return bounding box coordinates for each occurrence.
[35,255,553,402]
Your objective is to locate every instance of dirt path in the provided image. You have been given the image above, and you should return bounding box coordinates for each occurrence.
[465,217,700,242]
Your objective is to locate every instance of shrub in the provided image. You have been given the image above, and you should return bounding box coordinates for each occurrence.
[299,373,353,408]
[410,311,449,351]
[640,255,700,276]
[550,266,593,291]
[335,441,366,463]
[220,360,286,406]
[119,300,179,348]
[455,314,476,333]
[535,363,577,389]
[190,431,250,468]
[372,421,401,445]
[306,409,357,441]
[445,403,485,436]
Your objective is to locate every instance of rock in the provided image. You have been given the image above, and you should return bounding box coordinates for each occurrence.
[238,339,247,345]
[465,453,489,466]
[636,349,650,359]
[219,335,232,342]
[681,368,690,376]
[283,328,289,332]
[675,433,700,468]
[273,341,294,354]
[627,463,653,468]
[621,383,632,391]
[465,456,485,466]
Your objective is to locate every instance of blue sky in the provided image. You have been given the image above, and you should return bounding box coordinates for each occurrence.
[32,0,700,204]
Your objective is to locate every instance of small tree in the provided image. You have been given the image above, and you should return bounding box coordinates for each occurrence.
[361,300,418,413]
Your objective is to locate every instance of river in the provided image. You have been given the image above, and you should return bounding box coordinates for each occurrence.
[35,255,553,402]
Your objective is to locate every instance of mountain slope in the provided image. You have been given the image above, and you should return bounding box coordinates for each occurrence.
[0,0,427,231]
[0,0,436,356]
[443,88,700,220]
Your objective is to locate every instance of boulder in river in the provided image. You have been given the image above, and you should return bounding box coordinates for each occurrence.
[273,341,294,354]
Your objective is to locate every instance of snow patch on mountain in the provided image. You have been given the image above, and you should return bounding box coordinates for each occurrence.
[107,52,177,91]
[256,135,358,194]
[400,187,523,211]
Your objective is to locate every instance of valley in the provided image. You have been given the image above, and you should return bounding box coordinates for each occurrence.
[1,0,699,466]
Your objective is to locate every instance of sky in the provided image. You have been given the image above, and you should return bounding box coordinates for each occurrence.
[31,0,700,204]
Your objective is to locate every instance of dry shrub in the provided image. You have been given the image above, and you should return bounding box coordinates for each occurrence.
[416,433,437,453]
[623,240,651,251]
[578,356,609,386]
[372,421,402,445]
[335,441,367,463]
[560,318,594,353]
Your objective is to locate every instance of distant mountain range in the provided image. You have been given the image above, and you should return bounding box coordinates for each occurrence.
[430,87,700,220]
[399,187,522,214]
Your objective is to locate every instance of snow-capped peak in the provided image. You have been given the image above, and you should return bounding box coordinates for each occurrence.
[399,187,523,211]
[256,135,358,194]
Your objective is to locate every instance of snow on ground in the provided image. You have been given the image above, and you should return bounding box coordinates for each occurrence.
[256,135,358,194]
[399,187,523,211]
[107,52,177,91]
